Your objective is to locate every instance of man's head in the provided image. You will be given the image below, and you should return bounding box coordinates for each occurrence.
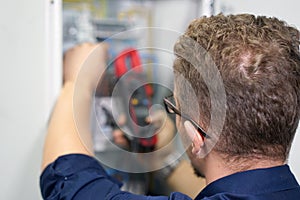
[173,14,300,171]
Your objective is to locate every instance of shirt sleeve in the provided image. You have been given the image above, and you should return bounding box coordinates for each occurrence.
[40,154,191,200]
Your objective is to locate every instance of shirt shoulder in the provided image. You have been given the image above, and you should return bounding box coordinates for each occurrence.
[196,190,300,200]
[195,165,300,200]
[40,154,192,200]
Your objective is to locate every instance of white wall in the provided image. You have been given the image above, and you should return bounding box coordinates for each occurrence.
[214,0,300,182]
[0,0,60,199]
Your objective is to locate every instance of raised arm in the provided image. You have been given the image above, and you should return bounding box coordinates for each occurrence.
[41,43,108,170]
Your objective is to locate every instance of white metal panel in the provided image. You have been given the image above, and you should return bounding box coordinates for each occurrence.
[0,0,62,199]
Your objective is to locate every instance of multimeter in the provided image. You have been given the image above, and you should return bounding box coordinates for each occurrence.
[114,48,157,153]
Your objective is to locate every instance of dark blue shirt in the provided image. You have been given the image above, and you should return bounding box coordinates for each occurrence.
[40,154,300,200]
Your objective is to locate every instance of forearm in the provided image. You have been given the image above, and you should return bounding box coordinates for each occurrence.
[42,82,94,170]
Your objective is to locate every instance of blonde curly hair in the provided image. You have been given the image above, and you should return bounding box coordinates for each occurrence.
[174,14,300,162]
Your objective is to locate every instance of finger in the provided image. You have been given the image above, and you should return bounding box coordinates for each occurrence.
[116,114,126,127]
[146,110,167,127]
[112,129,129,148]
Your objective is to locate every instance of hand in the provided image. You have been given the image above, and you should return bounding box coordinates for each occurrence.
[63,42,108,91]
[112,110,175,151]
[112,114,130,149]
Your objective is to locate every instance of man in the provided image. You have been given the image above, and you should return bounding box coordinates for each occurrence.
[40,14,300,199]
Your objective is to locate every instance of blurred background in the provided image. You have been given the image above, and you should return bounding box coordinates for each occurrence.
[1,0,300,199]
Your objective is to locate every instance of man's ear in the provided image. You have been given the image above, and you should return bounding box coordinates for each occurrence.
[184,121,204,155]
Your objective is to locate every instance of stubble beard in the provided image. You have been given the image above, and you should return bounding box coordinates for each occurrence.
[192,163,205,178]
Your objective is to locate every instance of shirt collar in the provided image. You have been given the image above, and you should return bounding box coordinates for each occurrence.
[195,165,299,199]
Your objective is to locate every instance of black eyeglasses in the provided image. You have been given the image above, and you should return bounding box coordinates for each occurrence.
[163,95,210,139]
